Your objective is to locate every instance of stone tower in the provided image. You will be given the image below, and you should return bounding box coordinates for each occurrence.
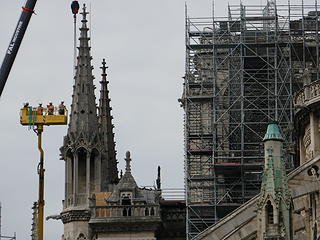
[60,4,118,240]
[257,123,292,239]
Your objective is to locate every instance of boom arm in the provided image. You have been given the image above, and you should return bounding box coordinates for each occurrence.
[0,0,38,98]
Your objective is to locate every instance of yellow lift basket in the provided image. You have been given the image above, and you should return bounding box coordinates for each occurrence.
[20,106,68,126]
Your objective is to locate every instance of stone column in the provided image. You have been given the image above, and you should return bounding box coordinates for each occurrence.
[66,157,73,197]
[73,153,79,204]
[96,154,101,192]
[65,160,68,199]
[86,151,91,202]
[300,134,306,164]
[310,112,320,158]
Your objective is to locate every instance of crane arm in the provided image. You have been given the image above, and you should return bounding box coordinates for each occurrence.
[0,0,38,98]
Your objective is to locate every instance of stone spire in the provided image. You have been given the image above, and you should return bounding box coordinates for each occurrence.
[68,4,98,135]
[60,4,104,210]
[98,59,118,185]
[59,5,120,240]
[257,123,292,239]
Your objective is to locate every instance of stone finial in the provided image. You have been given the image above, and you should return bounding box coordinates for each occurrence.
[156,166,161,190]
[81,4,88,21]
[100,59,108,76]
[125,151,131,173]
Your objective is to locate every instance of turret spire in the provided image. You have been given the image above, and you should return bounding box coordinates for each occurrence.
[98,58,118,184]
[68,4,98,135]
[257,123,292,239]
[99,59,110,118]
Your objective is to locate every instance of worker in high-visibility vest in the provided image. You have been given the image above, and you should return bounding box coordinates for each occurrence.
[37,103,43,115]
[47,102,54,115]
[58,101,65,115]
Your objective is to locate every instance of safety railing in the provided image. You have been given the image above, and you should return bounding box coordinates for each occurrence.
[20,105,68,126]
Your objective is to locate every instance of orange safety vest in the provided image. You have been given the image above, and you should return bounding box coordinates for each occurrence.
[47,105,54,114]
[37,107,43,115]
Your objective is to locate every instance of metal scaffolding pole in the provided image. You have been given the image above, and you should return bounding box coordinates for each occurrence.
[0,203,16,240]
[181,0,320,238]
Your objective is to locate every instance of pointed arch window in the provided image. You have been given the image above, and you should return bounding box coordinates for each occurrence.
[145,207,149,216]
[150,207,155,216]
[66,150,74,197]
[123,208,127,216]
[77,148,87,194]
[266,200,274,224]
[90,149,99,193]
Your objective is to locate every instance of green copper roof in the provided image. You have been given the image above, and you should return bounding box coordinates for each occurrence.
[263,123,284,142]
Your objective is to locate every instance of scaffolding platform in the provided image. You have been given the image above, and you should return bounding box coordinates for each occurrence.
[182,1,320,238]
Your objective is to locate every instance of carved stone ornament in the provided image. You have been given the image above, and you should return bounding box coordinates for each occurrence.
[61,209,91,223]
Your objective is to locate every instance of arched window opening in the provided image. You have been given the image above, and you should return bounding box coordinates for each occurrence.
[78,148,87,194]
[66,150,74,197]
[150,207,155,216]
[123,208,127,216]
[121,197,131,205]
[90,150,99,193]
[71,157,74,194]
[145,207,149,216]
[77,233,87,240]
[121,192,132,206]
[266,201,274,225]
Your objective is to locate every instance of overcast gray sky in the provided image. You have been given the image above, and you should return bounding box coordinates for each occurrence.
[0,0,315,239]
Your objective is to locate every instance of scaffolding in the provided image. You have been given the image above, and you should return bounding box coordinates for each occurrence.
[182,0,320,238]
[0,203,16,240]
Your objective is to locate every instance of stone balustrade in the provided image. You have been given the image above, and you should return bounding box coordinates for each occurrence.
[92,204,160,218]
[63,194,88,209]
[294,80,320,111]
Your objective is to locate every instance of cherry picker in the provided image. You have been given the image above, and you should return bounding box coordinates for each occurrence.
[20,104,68,240]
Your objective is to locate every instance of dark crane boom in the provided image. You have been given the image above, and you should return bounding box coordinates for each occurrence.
[0,0,38,98]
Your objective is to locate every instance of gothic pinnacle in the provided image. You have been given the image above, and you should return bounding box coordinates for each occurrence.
[98,58,118,183]
[125,151,132,173]
[100,58,108,78]
[80,4,88,22]
[68,2,98,135]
